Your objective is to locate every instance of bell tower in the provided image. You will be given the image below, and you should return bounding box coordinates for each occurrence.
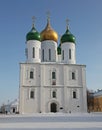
[41,13,58,62]
[26,17,41,63]
[61,19,76,64]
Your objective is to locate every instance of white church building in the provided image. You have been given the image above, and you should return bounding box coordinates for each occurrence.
[19,17,87,114]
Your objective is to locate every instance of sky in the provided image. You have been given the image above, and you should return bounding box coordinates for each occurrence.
[0,0,102,106]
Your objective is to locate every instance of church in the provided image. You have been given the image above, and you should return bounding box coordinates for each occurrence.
[19,16,87,114]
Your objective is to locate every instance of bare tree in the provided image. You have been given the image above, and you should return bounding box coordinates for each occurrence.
[87,89,94,112]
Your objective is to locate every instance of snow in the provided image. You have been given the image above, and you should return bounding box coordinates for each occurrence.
[0,113,102,130]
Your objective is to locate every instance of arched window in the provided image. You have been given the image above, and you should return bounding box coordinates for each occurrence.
[30,71,34,79]
[73,91,77,98]
[49,49,51,60]
[72,72,75,80]
[69,49,71,59]
[30,90,34,99]
[32,47,35,58]
[62,50,64,60]
[52,91,56,98]
[52,72,56,79]
[42,49,44,61]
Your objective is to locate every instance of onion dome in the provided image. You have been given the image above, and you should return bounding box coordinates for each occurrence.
[61,28,75,44]
[26,24,41,41]
[41,18,58,42]
[61,20,75,44]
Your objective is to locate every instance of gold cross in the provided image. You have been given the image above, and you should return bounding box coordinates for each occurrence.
[32,16,36,27]
[46,11,50,20]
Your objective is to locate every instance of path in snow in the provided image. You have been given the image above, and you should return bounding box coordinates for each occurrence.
[0,113,102,130]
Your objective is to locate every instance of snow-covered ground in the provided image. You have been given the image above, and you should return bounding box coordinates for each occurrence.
[0,113,102,130]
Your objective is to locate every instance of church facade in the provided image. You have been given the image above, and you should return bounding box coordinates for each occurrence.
[19,17,87,114]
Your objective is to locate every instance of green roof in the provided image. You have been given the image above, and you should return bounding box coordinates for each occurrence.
[61,28,75,44]
[26,26,41,41]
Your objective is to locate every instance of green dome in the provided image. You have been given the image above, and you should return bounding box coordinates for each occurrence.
[57,44,61,55]
[26,26,41,41]
[61,28,75,44]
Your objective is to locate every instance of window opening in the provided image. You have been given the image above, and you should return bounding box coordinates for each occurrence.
[30,91,34,99]
[69,49,71,59]
[42,49,44,61]
[33,47,35,58]
[73,91,77,98]
[49,49,51,60]
[52,72,56,79]
[52,91,56,98]
[72,72,75,80]
[30,71,34,79]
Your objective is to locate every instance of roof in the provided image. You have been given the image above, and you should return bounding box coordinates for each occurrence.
[94,90,102,97]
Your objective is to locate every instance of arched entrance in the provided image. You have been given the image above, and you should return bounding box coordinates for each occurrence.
[50,103,57,112]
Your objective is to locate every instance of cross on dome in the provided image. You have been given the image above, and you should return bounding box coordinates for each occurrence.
[46,11,50,22]
[66,18,70,30]
[40,11,58,42]
[32,16,36,27]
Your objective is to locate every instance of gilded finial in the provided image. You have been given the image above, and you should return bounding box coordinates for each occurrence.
[66,18,69,30]
[46,11,50,23]
[32,16,36,28]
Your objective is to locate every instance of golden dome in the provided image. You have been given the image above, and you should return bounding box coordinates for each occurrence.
[41,19,58,42]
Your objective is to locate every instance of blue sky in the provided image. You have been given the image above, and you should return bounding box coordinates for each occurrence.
[0,0,102,105]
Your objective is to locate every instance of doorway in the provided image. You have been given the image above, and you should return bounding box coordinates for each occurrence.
[50,103,57,112]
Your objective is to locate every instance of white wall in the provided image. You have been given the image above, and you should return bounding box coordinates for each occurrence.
[61,42,76,64]
[41,40,57,62]
[26,40,41,63]
[19,63,87,113]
